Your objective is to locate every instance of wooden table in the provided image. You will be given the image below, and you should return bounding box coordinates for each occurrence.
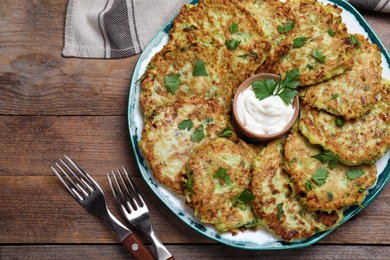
[1,1,390,259]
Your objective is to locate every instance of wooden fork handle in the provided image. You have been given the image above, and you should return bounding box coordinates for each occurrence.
[122,233,155,260]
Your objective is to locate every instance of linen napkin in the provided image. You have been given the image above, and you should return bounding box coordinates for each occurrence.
[62,0,188,58]
[347,0,390,13]
[62,0,390,59]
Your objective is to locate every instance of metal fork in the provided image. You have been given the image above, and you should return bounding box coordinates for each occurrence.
[107,166,174,260]
[51,155,155,260]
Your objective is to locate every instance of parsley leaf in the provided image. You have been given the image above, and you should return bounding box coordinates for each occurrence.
[252,78,278,100]
[164,74,181,94]
[277,203,284,221]
[229,22,239,34]
[312,167,329,186]
[225,39,241,50]
[293,36,308,48]
[233,190,255,207]
[277,21,295,33]
[214,167,233,184]
[311,150,339,168]
[282,68,300,89]
[252,69,300,105]
[305,180,313,191]
[191,126,205,142]
[278,88,298,105]
[193,60,208,76]
[350,34,362,47]
[312,49,326,63]
[328,28,336,37]
[346,168,365,180]
[219,126,232,137]
[178,119,193,131]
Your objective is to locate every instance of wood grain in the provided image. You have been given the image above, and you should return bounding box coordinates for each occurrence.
[1,245,390,260]
[0,174,389,244]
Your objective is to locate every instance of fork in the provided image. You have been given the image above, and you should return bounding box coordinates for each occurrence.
[51,155,155,260]
[107,166,174,260]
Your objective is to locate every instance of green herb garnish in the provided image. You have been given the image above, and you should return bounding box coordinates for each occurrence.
[225,39,241,50]
[346,168,365,180]
[277,203,284,220]
[214,167,233,184]
[229,22,239,34]
[311,49,326,63]
[277,21,295,33]
[184,170,194,192]
[293,36,308,48]
[357,187,365,194]
[327,191,333,202]
[219,126,232,137]
[350,34,362,47]
[252,68,300,105]
[306,64,314,70]
[335,118,344,127]
[191,126,205,142]
[164,74,180,94]
[311,150,339,168]
[328,28,336,37]
[312,167,329,186]
[178,119,193,131]
[193,60,208,76]
[233,190,255,207]
[305,180,313,191]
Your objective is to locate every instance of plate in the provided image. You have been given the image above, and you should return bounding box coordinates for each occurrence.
[128,0,390,250]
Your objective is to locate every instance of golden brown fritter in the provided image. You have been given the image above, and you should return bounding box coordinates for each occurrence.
[284,128,378,212]
[299,79,390,166]
[139,96,237,194]
[140,0,271,118]
[184,138,261,234]
[267,0,356,86]
[300,34,383,119]
[239,0,295,71]
[251,138,343,241]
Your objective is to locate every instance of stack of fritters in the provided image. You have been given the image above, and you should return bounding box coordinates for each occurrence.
[138,0,389,241]
[251,138,344,241]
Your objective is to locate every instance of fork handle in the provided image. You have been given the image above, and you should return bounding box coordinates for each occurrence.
[122,233,155,260]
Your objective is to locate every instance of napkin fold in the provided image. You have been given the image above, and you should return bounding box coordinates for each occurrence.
[347,0,390,13]
[62,0,390,59]
[62,0,188,58]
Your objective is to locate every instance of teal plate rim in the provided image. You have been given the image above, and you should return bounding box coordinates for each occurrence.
[127,0,390,250]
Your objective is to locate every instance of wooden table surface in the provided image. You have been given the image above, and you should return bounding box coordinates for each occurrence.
[1,1,390,259]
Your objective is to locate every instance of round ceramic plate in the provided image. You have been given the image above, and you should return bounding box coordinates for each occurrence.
[128,0,390,249]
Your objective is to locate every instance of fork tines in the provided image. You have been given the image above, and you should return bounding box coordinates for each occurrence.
[107,166,144,211]
[51,155,95,201]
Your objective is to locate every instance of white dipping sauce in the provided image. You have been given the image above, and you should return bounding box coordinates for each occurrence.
[236,86,295,135]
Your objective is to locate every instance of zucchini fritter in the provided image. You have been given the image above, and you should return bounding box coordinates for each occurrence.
[139,96,237,194]
[251,138,343,241]
[267,0,356,86]
[299,79,390,166]
[239,0,295,71]
[184,138,261,234]
[301,34,383,119]
[140,0,271,118]
[284,129,377,212]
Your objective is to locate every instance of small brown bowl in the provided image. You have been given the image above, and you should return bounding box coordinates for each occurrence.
[232,73,299,142]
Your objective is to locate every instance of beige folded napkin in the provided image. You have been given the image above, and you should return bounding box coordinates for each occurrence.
[62,0,390,59]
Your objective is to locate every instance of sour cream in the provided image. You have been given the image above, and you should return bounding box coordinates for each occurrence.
[236,86,295,135]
